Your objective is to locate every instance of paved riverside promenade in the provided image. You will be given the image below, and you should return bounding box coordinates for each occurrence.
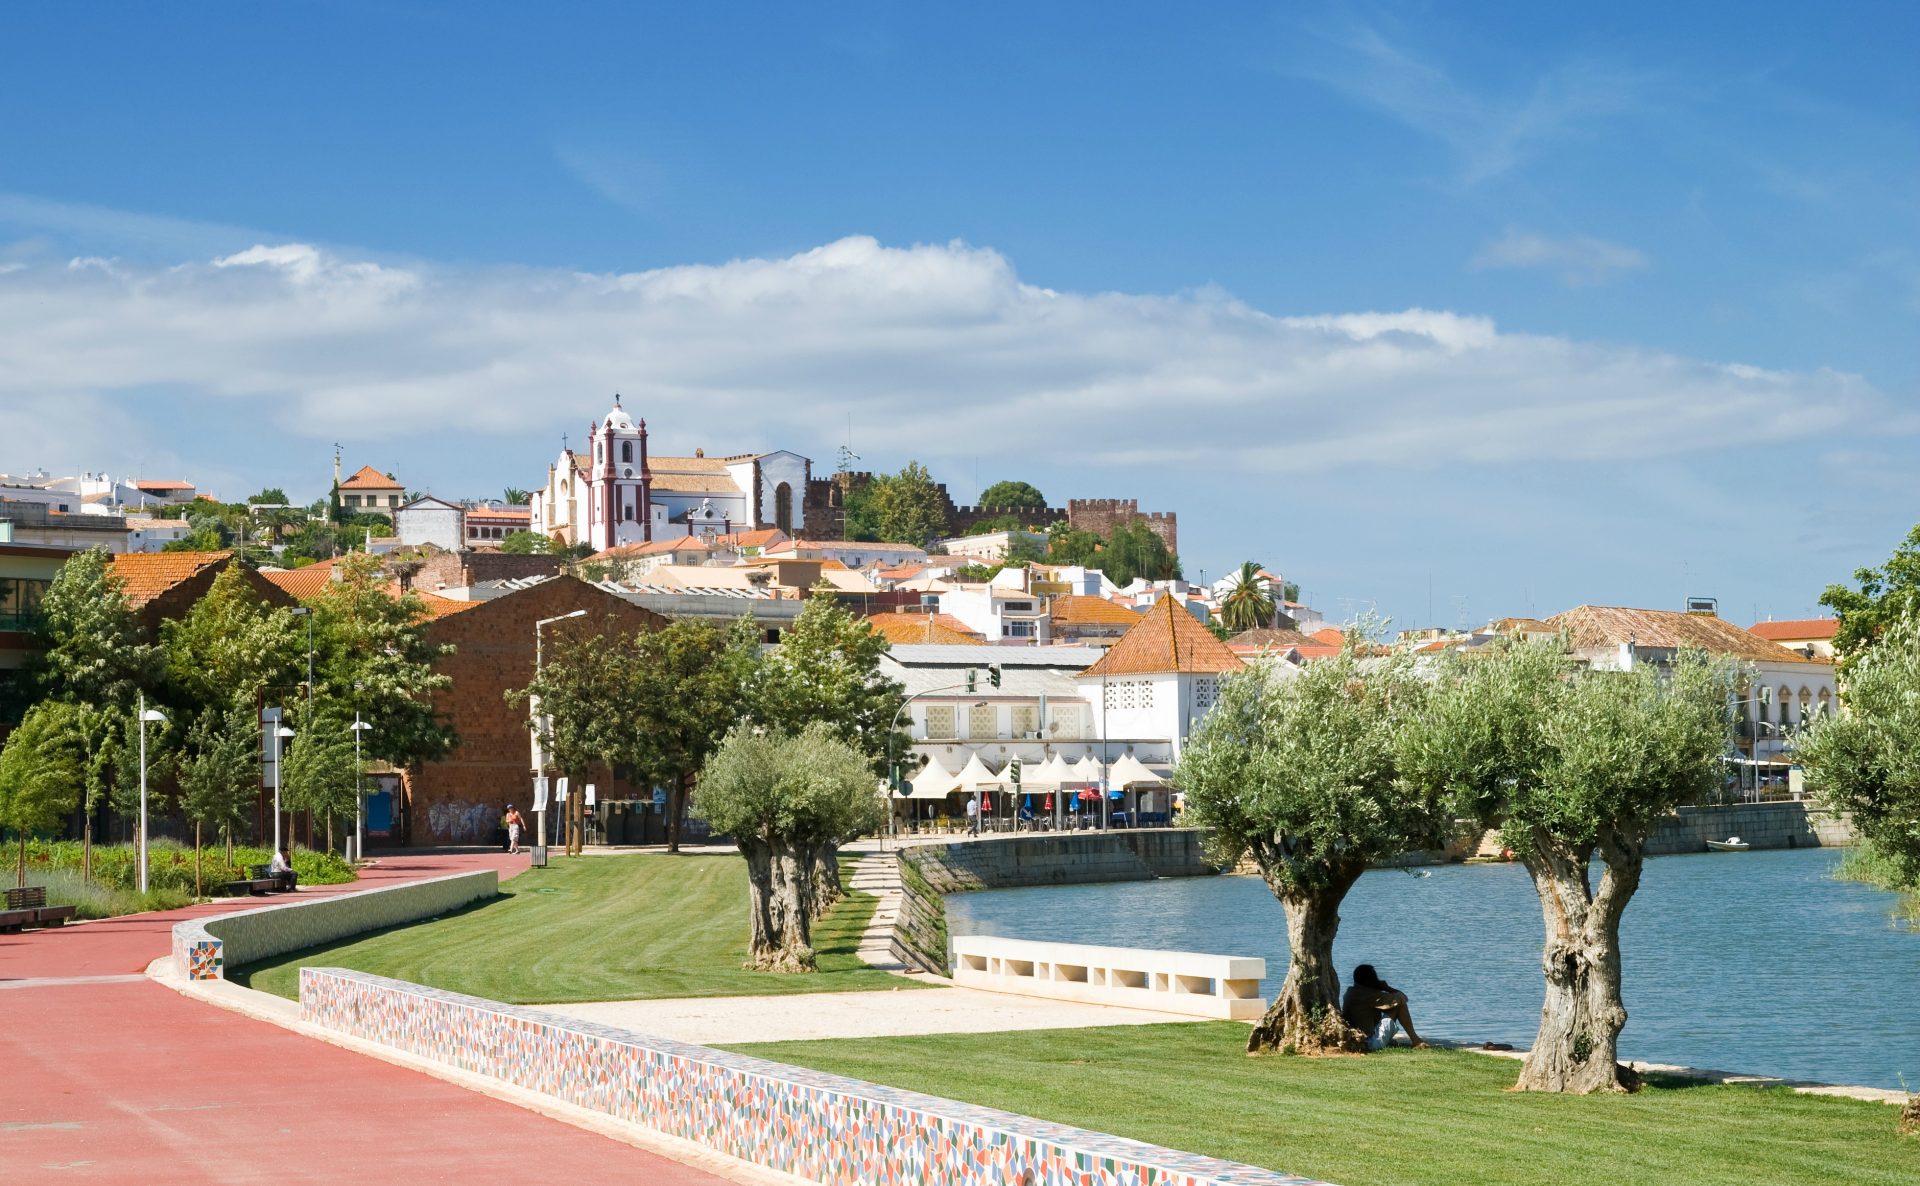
[0,850,732,1185]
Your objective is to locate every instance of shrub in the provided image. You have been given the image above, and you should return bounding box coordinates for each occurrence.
[20,839,357,897]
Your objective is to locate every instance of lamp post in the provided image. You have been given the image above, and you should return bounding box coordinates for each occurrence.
[137,693,167,895]
[532,609,588,852]
[272,724,296,852]
[351,716,372,861]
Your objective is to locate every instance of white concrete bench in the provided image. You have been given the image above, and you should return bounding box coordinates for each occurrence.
[950,935,1266,1020]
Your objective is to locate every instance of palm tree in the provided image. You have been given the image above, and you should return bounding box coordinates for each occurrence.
[1220,561,1276,632]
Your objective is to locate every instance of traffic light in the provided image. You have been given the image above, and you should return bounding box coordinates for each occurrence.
[988,664,1002,688]
[966,668,977,693]
[1009,757,1022,790]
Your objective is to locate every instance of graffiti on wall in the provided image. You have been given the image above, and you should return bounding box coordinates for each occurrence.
[427,800,498,843]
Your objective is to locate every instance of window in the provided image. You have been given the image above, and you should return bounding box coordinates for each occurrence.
[1104,679,1151,711]
[622,441,633,464]
[924,705,957,739]
[1192,677,1218,711]
[1004,620,1035,638]
[1010,705,1038,736]
[1047,704,1082,738]
[775,482,793,534]
[968,703,998,738]
[0,577,49,631]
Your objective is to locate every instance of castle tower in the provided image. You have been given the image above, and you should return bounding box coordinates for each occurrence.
[584,394,652,552]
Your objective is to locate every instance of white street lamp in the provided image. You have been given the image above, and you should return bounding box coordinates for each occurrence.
[350,717,372,862]
[272,724,296,852]
[137,694,167,895]
[532,609,588,853]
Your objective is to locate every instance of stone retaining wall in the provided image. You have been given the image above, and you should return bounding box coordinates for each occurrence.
[171,870,498,981]
[890,830,1217,975]
[1646,802,1856,856]
[301,967,1323,1186]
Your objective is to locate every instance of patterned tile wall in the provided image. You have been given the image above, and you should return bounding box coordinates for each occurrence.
[171,871,497,981]
[301,967,1332,1186]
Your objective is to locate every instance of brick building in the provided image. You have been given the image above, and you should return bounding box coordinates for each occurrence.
[404,576,668,846]
[109,551,298,636]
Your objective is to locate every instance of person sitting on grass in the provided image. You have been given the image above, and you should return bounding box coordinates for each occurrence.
[1341,963,1427,1050]
[267,845,298,892]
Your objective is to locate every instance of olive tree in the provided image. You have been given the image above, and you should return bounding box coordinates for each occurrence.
[0,701,88,886]
[1399,641,1731,1093]
[692,723,884,972]
[1797,613,1920,890]
[1177,648,1443,1055]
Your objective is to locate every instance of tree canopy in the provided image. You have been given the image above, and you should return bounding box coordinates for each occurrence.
[1398,640,1732,1093]
[306,554,455,771]
[692,723,884,972]
[845,462,948,546]
[1219,561,1277,632]
[745,590,905,774]
[162,564,303,711]
[1797,613,1920,890]
[0,701,89,884]
[498,530,553,555]
[977,480,1047,509]
[1179,646,1440,1053]
[1821,523,1920,669]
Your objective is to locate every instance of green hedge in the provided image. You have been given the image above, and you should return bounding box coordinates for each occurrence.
[18,838,357,895]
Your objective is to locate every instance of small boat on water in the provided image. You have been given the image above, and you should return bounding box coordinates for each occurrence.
[1706,836,1750,852]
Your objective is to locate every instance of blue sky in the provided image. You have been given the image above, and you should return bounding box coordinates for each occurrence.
[2,2,1915,626]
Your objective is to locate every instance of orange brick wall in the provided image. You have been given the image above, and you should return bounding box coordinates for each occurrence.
[406,577,667,846]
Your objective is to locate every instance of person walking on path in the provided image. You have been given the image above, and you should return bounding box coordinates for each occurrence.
[504,805,525,855]
[965,795,981,836]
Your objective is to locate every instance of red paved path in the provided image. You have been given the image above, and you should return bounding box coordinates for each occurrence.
[0,851,730,1185]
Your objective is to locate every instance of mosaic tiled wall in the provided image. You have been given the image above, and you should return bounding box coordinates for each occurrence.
[171,871,498,981]
[301,967,1332,1186]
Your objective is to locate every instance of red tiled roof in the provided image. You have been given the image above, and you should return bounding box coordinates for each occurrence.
[1550,605,1821,665]
[133,480,193,491]
[416,592,483,620]
[1748,618,1838,642]
[1049,594,1144,628]
[1311,628,1345,646]
[261,558,341,601]
[465,505,532,522]
[714,528,789,549]
[1083,594,1246,678]
[1229,627,1323,650]
[339,465,403,491]
[108,551,232,607]
[864,613,983,645]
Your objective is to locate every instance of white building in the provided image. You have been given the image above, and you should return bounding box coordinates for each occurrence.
[937,528,1049,563]
[1550,604,1839,766]
[395,496,466,552]
[530,396,812,552]
[1075,594,1247,763]
[939,568,1051,644]
[762,538,929,572]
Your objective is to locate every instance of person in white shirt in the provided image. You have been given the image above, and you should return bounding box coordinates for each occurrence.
[965,795,981,835]
[267,845,298,891]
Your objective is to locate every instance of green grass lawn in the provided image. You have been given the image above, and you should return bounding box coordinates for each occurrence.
[727,1023,1920,1186]
[235,853,922,1003]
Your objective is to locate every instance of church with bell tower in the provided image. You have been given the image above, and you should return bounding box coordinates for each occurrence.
[529,396,813,553]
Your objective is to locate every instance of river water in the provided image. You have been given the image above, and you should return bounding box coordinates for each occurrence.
[945,846,1920,1090]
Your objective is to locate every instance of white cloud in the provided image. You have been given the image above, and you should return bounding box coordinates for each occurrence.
[0,234,1879,478]
[1280,20,1651,186]
[1470,228,1650,285]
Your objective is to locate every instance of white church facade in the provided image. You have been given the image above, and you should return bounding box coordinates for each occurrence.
[529,396,813,552]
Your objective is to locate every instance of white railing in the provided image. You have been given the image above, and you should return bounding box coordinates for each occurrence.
[950,935,1266,1020]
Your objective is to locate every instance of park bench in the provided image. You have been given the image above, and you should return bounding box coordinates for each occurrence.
[218,864,289,897]
[0,885,77,931]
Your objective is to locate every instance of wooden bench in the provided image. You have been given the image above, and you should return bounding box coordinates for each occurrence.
[1,886,77,931]
[216,864,291,897]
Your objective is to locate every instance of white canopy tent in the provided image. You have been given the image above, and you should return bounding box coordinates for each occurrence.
[1107,753,1161,788]
[902,754,960,799]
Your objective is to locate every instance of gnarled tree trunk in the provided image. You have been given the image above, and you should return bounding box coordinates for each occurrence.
[1246,847,1367,1056]
[739,839,783,968]
[1515,828,1644,1093]
[809,841,842,920]
[764,843,818,972]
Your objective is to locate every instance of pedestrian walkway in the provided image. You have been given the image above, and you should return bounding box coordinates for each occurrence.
[847,849,904,970]
[0,850,736,1185]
